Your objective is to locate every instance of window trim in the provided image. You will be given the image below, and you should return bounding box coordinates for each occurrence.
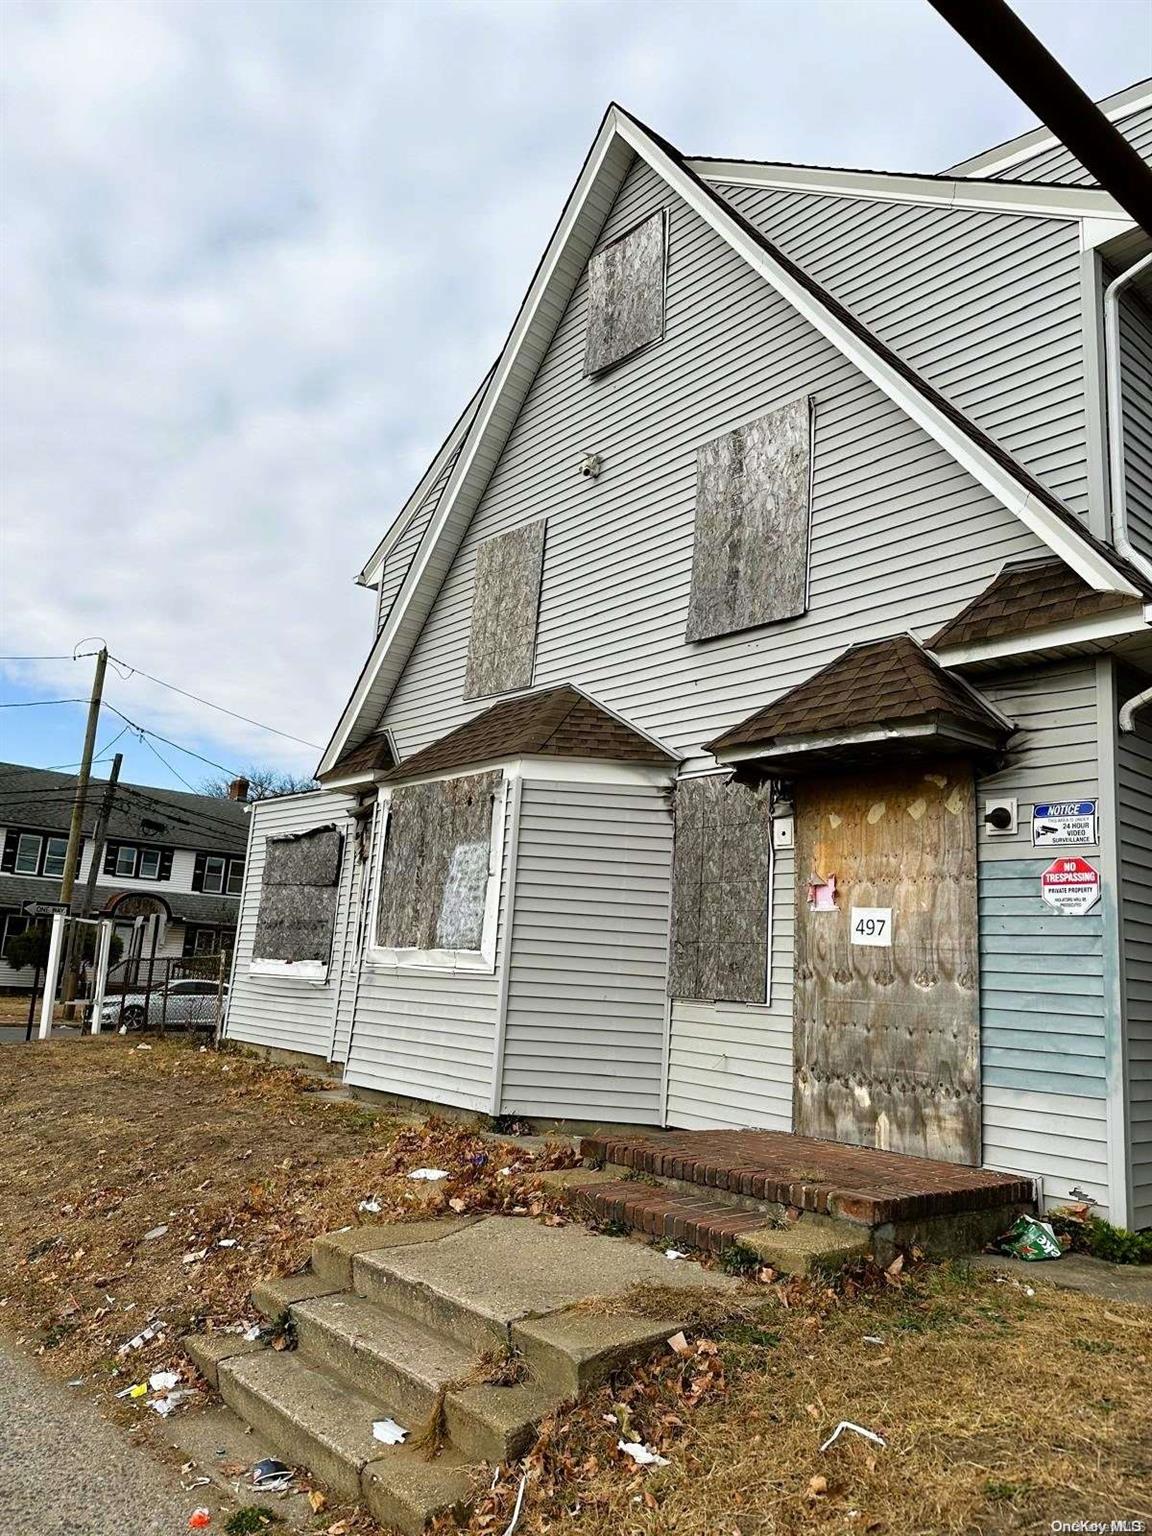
[225,857,245,896]
[14,833,43,876]
[367,770,508,975]
[201,854,227,894]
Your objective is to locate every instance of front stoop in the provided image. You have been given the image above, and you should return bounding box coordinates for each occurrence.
[184,1215,736,1534]
[574,1130,1035,1268]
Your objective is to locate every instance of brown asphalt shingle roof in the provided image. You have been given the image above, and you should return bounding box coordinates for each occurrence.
[317,734,396,783]
[707,635,1010,755]
[929,557,1140,650]
[380,686,678,783]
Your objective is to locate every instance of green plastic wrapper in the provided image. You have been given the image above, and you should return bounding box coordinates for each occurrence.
[998,1214,1063,1261]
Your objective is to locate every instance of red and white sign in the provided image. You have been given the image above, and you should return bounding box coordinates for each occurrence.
[1040,856,1101,915]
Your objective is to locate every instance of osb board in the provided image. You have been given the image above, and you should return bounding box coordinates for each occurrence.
[253,825,345,964]
[465,521,546,700]
[584,209,667,376]
[793,762,980,1166]
[375,770,501,952]
[669,775,772,1004]
[686,396,812,643]
[263,825,343,886]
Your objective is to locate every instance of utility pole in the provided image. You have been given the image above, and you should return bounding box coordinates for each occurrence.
[77,751,123,920]
[58,646,108,1011]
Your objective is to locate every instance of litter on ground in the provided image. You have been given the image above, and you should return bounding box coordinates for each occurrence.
[618,1439,669,1467]
[187,1511,211,1530]
[142,1225,169,1241]
[118,1320,164,1354]
[372,1417,408,1444]
[665,1248,688,1260]
[357,1198,382,1213]
[149,1369,180,1391]
[407,1168,449,1181]
[820,1421,888,1453]
[251,1457,295,1491]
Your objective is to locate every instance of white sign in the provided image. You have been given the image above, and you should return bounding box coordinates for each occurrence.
[1032,800,1097,847]
[851,907,892,946]
[1039,856,1100,916]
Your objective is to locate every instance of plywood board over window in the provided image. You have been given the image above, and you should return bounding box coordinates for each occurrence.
[465,521,546,700]
[686,396,813,642]
[375,770,502,958]
[584,209,667,376]
[252,825,343,970]
[669,775,773,1003]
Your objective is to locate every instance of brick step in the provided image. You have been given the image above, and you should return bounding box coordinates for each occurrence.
[581,1177,776,1255]
[580,1130,1036,1227]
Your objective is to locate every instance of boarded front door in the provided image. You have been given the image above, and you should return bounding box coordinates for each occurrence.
[793,761,980,1165]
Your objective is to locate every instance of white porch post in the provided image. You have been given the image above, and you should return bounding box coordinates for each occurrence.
[38,911,67,1041]
[89,919,114,1036]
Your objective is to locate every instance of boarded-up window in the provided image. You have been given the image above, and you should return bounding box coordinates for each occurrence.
[584,209,666,376]
[376,770,501,953]
[465,522,546,700]
[252,825,343,965]
[668,776,772,1003]
[685,397,812,642]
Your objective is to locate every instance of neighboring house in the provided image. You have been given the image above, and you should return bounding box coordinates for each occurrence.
[225,81,1152,1231]
[0,761,249,988]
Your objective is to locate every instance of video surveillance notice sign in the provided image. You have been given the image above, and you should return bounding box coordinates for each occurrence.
[1040,856,1101,916]
[1032,800,1097,847]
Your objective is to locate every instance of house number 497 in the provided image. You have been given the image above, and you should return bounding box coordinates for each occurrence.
[850,908,892,947]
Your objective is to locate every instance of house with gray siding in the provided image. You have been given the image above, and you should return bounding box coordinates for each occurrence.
[225,82,1152,1231]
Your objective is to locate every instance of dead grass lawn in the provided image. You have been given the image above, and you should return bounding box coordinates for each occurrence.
[1,1037,1149,1536]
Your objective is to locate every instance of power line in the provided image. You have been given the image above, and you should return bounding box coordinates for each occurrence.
[103,705,240,778]
[135,731,200,794]
[0,654,78,662]
[0,698,88,708]
[107,654,321,750]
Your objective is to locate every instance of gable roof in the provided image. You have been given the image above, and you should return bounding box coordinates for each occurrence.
[945,78,1152,180]
[316,733,396,785]
[318,102,1147,778]
[0,761,248,854]
[379,685,678,785]
[706,635,1011,759]
[929,556,1141,651]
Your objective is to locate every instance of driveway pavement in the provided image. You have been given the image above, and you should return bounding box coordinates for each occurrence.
[0,1334,219,1535]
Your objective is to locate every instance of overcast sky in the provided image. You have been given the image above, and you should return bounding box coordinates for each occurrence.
[1,0,1149,792]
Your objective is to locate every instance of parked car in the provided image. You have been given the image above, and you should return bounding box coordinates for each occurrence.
[89,978,228,1032]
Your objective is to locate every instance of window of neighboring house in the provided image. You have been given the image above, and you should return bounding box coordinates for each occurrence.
[115,845,138,878]
[105,843,170,881]
[225,858,245,896]
[138,848,161,880]
[42,837,68,879]
[2,912,30,962]
[14,833,42,875]
[192,928,219,956]
[372,770,505,970]
[202,855,227,894]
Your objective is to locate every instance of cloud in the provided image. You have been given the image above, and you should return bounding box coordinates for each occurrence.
[1,0,1147,782]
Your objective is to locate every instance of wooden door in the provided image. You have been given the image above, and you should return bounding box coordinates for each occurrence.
[793,761,980,1164]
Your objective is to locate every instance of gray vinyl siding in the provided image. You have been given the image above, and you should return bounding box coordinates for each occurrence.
[1118,705,1152,1227]
[343,788,508,1112]
[1119,290,1152,568]
[225,792,355,1060]
[378,155,1047,769]
[376,455,459,635]
[499,779,672,1124]
[665,841,794,1131]
[974,663,1111,1211]
[987,105,1152,185]
[329,839,365,1065]
[717,184,1089,516]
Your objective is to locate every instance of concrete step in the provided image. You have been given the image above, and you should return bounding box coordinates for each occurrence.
[350,1214,735,1360]
[290,1292,474,1431]
[217,1347,474,1536]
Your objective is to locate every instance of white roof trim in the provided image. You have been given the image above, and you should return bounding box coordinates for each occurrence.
[711,720,1000,767]
[356,370,493,589]
[945,80,1152,179]
[317,105,1141,778]
[930,603,1152,669]
[687,159,1125,221]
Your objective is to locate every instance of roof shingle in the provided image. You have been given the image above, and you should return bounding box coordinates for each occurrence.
[380,686,678,784]
[317,734,396,783]
[707,635,1010,755]
[929,557,1139,651]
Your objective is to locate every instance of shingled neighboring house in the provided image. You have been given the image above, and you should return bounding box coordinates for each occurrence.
[225,82,1152,1229]
[0,761,249,988]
